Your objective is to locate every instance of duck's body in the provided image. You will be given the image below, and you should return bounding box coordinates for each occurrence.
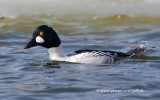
[47,46,131,64]
[24,25,146,64]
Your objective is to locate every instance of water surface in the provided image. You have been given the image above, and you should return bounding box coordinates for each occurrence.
[0,0,160,100]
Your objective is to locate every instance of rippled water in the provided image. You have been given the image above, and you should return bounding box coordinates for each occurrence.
[0,0,160,100]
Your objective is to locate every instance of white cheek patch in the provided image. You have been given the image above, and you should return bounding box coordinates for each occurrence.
[36,36,44,43]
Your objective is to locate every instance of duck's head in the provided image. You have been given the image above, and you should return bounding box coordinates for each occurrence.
[24,25,61,49]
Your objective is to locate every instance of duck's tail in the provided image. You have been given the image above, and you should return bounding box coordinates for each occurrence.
[127,41,149,57]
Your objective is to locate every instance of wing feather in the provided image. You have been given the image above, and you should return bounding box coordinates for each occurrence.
[75,49,130,58]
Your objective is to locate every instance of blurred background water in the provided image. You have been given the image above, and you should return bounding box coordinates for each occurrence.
[0,0,160,100]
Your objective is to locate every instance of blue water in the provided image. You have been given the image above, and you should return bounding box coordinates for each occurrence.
[0,0,160,100]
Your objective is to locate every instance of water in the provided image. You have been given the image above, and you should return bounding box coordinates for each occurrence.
[0,0,160,100]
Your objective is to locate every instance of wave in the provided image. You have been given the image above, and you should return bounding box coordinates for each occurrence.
[0,0,160,18]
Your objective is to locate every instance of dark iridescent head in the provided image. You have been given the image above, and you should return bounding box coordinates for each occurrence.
[24,25,61,49]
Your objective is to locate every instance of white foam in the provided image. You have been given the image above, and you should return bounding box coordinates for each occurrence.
[138,41,149,49]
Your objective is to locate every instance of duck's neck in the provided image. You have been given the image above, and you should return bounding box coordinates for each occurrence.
[48,46,64,60]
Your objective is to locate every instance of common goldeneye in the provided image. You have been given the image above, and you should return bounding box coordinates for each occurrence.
[24,25,147,64]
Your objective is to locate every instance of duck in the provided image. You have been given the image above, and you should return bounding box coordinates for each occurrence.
[24,25,147,64]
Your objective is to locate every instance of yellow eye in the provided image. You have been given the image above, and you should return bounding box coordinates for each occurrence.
[40,32,43,35]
